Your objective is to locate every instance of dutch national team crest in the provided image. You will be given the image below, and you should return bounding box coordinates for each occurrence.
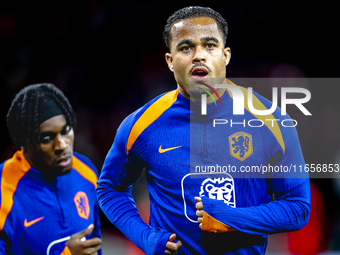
[199,177,236,207]
[229,132,253,161]
[74,191,90,220]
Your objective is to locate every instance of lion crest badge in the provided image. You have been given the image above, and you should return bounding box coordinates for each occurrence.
[199,176,236,207]
[229,132,253,161]
[74,191,90,220]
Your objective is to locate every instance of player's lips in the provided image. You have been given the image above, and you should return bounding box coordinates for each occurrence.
[191,67,209,80]
[55,155,72,167]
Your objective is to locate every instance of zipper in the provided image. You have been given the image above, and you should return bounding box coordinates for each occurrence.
[203,116,208,160]
[52,180,65,225]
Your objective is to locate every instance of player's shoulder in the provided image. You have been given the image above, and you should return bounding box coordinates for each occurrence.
[248,87,293,122]
[73,152,98,176]
[119,89,178,132]
[0,150,31,177]
[248,87,300,154]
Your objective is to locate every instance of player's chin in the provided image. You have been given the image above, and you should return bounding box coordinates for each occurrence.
[52,161,73,175]
[189,87,206,100]
[60,164,72,174]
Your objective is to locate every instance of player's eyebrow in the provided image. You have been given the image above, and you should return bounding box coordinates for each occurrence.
[201,36,219,43]
[176,37,219,48]
[176,39,193,48]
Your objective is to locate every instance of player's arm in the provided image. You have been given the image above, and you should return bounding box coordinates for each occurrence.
[197,178,310,235]
[97,115,178,255]
[196,126,311,235]
[0,167,8,255]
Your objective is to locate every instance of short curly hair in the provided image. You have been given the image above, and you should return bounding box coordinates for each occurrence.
[7,83,76,150]
[163,6,228,50]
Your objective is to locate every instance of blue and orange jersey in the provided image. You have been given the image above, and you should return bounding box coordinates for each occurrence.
[97,80,311,255]
[0,150,101,255]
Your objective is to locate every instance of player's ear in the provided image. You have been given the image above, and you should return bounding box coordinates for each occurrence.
[165,53,174,72]
[224,47,231,66]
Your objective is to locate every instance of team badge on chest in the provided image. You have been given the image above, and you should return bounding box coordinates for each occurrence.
[229,132,253,161]
[199,176,236,207]
[74,191,90,220]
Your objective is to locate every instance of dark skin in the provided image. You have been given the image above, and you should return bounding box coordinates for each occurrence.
[165,234,182,255]
[164,17,231,252]
[23,114,74,176]
[23,114,101,255]
[66,224,102,255]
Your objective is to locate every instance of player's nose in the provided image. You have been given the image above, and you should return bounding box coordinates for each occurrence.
[192,47,206,63]
[54,134,68,154]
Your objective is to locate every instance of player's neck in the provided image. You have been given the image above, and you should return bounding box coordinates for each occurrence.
[177,82,226,104]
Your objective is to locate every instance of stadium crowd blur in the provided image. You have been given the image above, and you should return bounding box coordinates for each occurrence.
[0,1,339,254]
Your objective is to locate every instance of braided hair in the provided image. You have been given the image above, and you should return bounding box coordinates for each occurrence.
[7,83,76,150]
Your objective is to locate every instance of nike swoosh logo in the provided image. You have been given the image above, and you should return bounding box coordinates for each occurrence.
[158,145,182,153]
[24,216,45,227]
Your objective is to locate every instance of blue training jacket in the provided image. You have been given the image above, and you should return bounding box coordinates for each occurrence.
[97,80,311,255]
[0,151,101,255]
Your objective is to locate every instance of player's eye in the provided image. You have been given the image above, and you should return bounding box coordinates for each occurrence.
[206,43,216,49]
[61,125,71,135]
[180,46,191,52]
[41,136,51,144]
[38,133,56,144]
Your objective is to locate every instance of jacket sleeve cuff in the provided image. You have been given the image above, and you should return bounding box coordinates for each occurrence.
[145,229,173,255]
[60,246,72,255]
[202,211,235,233]
[201,196,236,233]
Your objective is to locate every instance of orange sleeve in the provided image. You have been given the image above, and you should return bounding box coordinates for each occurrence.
[201,211,236,233]
[0,150,30,231]
[126,89,178,155]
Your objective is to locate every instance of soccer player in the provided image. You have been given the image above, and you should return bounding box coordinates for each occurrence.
[97,6,311,254]
[1,84,102,255]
